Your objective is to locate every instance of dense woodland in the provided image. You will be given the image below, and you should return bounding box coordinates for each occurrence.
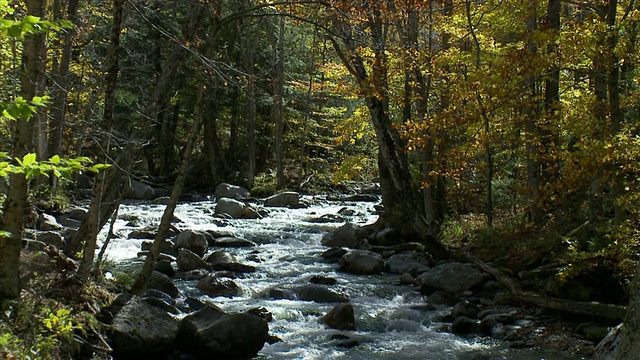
[1,0,640,358]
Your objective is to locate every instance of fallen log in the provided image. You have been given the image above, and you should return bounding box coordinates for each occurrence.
[512,292,626,321]
[465,254,626,321]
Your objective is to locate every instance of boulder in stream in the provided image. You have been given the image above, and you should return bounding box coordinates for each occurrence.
[322,303,356,330]
[177,248,209,272]
[38,213,62,231]
[124,180,156,200]
[108,295,178,357]
[209,236,256,248]
[297,285,349,303]
[177,305,269,359]
[321,222,361,248]
[174,229,209,257]
[417,262,489,294]
[197,275,240,298]
[214,183,250,201]
[215,197,246,218]
[339,250,384,275]
[384,253,430,275]
[264,191,300,207]
[147,270,180,298]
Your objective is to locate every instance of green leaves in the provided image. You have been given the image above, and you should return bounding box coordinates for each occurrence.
[0,96,49,121]
[0,153,110,180]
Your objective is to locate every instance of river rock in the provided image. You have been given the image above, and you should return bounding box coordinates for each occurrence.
[309,275,337,285]
[214,183,250,201]
[373,227,400,246]
[38,213,62,231]
[264,191,300,207]
[177,248,209,272]
[124,180,156,200]
[153,259,175,278]
[425,291,460,306]
[147,271,179,298]
[197,275,240,298]
[177,305,269,360]
[384,253,430,275]
[417,262,488,294]
[297,285,349,303]
[321,222,361,248]
[37,231,64,248]
[206,250,236,265]
[321,247,348,261]
[209,236,256,247]
[206,250,257,273]
[322,303,356,330]
[339,250,384,275]
[215,197,246,218]
[108,295,178,357]
[129,229,156,240]
[143,289,179,314]
[174,230,209,257]
[451,301,480,319]
[243,206,262,219]
[451,316,480,335]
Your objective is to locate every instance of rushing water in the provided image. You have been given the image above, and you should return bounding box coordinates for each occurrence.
[99,196,584,360]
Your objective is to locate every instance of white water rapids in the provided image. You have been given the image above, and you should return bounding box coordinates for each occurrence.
[98,196,584,360]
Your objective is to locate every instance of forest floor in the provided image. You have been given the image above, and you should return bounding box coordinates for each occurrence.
[441,212,624,357]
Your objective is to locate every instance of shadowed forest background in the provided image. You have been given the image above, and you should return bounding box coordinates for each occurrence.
[1,0,640,358]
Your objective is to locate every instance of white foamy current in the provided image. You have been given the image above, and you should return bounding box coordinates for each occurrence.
[98,196,584,360]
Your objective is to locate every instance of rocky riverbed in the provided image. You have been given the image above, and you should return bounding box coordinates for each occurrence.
[26,183,604,359]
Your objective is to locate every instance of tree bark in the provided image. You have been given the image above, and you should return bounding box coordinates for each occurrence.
[326,2,448,258]
[49,0,79,159]
[131,82,206,294]
[0,0,46,299]
[273,16,286,190]
[614,264,640,359]
[75,0,126,280]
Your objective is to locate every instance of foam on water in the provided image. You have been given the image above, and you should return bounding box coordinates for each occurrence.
[98,196,584,360]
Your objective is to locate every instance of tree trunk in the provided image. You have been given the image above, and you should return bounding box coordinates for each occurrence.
[614,264,640,359]
[75,0,126,280]
[524,4,541,223]
[131,83,206,294]
[326,1,448,258]
[0,0,46,299]
[245,34,257,189]
[49,0,79,159]
[273,17,286,190]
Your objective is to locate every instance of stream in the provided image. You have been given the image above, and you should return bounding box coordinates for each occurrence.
[98,196,584,360]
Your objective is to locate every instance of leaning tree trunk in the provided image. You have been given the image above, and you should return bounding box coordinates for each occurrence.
[130,83,206,294]
[0,0,46,299]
